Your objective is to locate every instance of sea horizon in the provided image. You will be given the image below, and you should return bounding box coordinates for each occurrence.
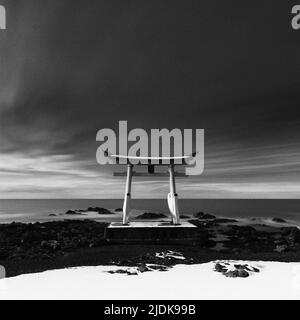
[1,198,300,224]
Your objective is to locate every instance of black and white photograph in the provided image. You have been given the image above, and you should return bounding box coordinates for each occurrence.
[1,0,300,303]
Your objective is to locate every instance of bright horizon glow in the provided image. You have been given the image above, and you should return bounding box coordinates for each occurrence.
[0,149,300,199]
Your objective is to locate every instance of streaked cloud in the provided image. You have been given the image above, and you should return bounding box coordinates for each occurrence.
[0,1,300,198]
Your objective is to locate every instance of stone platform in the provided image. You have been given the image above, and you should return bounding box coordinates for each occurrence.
[104,221,201,245]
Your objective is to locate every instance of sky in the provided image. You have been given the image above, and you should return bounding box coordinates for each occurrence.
[0,0,300,198]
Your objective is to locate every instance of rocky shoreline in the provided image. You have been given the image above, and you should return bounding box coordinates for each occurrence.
[0,220,108,264]
[49,206,114,217]
[0,210,300,278]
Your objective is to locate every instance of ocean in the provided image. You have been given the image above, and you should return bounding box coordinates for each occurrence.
[0,199,299,224]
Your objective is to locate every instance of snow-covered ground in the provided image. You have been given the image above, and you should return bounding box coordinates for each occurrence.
[1,261,300,300]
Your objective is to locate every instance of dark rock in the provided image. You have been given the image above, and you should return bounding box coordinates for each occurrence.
[64,207,113,215]
[48,213,57,217]
[108,269,128,274]
[194,211,205,218]
[225,269,249,278]
[137,264,148,273]
[0,220,108,261]
[65,210,83,215]
[201,214,216,219]
[111,250,185,273]
[214,262,259,278]
[203,239,217,248]
[238,269,250,277]
[87,207,113,214]
[224,270,239,277]
[115,208,123,212]
[214,263,227,273]
[189,219,216,228]
[21,231,42,243]
[194,212,216,219]
[180,215,190,219]
[281,227,300,246]
[146,264,169,272]
[234,264,253,271]
[272,217,286,223]
[281,227,300,236]
[230,225,257,235]
[136,212,167,219]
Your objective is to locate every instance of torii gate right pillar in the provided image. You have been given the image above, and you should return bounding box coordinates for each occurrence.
[168,165,180,225]
[122,164,133,225]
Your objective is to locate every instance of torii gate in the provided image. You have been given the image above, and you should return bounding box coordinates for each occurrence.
[108,154,194,225]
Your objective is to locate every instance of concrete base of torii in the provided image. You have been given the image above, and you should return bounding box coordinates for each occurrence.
[104,221,201,245]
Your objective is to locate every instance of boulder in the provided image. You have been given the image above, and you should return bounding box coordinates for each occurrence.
[214,262,227,273]
[194,212,216,219]
[214,262,259,278]
[137,263,149,273]
[87,207,113,214]
[65,210,83,215]
[194,212,204,218]
[136,212,167,219]
[225,269,249,278]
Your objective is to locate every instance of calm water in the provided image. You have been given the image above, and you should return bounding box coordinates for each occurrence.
[0,199,299,224]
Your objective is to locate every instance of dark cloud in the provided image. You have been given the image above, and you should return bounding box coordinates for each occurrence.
[0,0,299,197]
